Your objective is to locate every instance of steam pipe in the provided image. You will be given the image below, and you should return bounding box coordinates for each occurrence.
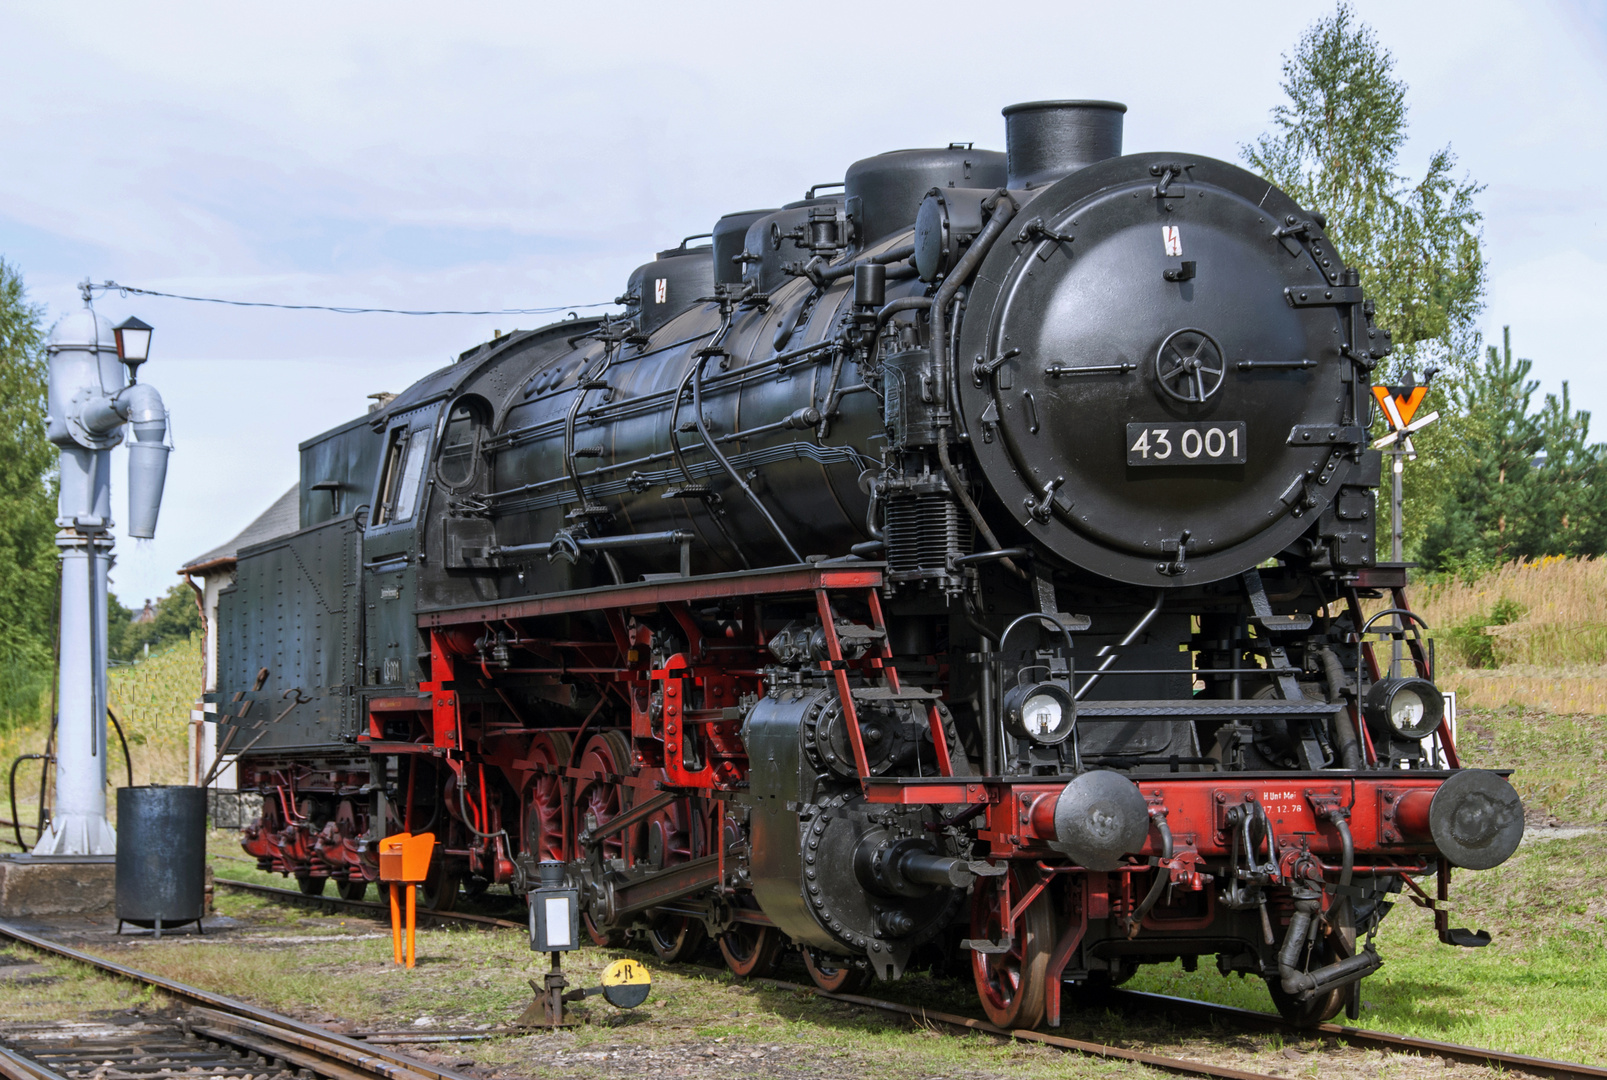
[693,354,805,564]
[1278,897,1381,999]
[814,243,917,284]
[1075,591,1167,700]
[1327,808,1355,888]
[493,530,695,557]
[930,189,1016,388]
[928,191,1023,579]
[937,427,1024,579]
[875,295,932,328]
[1277,899,1318,992]
[1320,646,1364,770]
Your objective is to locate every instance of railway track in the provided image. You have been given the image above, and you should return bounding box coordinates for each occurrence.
[213,878,524,931]
[203,878,1607,1080]
[0,921,477,1080]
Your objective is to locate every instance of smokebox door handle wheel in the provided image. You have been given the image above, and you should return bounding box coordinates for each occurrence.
[1154,328,1225,404]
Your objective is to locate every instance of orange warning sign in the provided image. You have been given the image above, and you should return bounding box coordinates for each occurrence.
[1372,385,1428,429]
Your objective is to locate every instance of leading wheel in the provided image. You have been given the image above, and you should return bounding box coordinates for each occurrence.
[1266,924,1350,1026]
[803,948,868,994]
[336,878,368,901]
[719,923,783,978]
[296,875,327,897]
[971,866,1054,1029]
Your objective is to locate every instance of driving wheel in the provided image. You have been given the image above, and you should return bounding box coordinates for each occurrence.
[647,915,707,963]
[719,922,783,978]
[574,731,634,946]
[522,732,572,864]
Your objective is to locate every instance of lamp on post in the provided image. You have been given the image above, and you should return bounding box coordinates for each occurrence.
[113,316,153,382]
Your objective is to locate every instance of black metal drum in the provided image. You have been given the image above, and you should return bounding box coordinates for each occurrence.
[116,785,207,936]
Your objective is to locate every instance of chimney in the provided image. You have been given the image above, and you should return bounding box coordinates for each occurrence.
[1002,100,1127,189]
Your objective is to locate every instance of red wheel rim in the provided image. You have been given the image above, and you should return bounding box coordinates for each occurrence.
[575,733,631,864]
[522,733,571,864]
[574,733,633,946]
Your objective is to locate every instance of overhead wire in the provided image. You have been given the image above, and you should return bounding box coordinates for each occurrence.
[85,280,617,317]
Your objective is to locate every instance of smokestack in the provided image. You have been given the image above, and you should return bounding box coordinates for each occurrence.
[1002,100,1126,189]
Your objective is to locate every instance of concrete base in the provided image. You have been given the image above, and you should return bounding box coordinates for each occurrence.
[0,854,116,917]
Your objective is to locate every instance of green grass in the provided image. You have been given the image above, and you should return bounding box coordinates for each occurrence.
[1,636,199,853]
[0,941,167,1021]
[1457,705,1607,824]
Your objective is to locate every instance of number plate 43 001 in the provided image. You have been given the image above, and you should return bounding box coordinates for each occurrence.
[1127,422,1247,466]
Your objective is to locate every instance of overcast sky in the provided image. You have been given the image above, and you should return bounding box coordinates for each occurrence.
[2,0,1602,606]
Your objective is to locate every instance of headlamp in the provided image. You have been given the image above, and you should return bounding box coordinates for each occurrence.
[1002,681,1075,745]
[1363,676,1444,741]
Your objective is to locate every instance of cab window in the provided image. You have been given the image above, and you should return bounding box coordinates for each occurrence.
[373,427,429,526]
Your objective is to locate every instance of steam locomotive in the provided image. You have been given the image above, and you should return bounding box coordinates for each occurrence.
[216,99,1524,1028]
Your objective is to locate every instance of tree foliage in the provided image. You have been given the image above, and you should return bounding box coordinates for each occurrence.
[1413,329,1607,574]
[0,259,58,727]
[108,582,203,664]
[1243,3,1485,383]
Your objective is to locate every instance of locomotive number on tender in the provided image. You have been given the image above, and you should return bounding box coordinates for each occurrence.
[1126,422,1247,466]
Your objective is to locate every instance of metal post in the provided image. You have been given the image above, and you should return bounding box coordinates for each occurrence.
[1371,376,1438,682]
[1390,448,1404,679]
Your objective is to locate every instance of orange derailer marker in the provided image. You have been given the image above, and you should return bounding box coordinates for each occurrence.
[378,831,435,968]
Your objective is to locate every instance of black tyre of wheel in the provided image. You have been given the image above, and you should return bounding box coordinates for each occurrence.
[420,860,460,912]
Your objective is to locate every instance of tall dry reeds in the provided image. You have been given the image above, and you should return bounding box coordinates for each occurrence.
[1410,557,1607,714]
[1417,556,1607,669]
